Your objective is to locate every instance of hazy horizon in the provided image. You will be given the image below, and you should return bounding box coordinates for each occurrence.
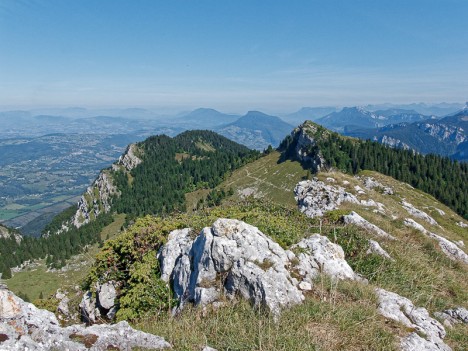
[1,1,467,111]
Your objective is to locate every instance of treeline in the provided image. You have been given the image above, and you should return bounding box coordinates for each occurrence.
[112,130,259,220]
[0,213,113,278]
[281,126,468,219]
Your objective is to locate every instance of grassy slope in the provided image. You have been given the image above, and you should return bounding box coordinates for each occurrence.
[165,152,468,350]
[4,214,126,301]
[3,151,467,350]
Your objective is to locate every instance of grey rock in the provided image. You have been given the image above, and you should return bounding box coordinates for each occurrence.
[97,280,117,310]
[291,234,364,283]
[158,228,194,282]
[343,211,395,240]
[435,307,468,327]
[117,143,142,171]
[376,288,451,351]
[404,218,468,264]
[0,286,171,350]
[159,219,365,317]
[366,240,394,261]
[401,332,451,351]
[202,347,218,351]
[361,176,394,195]
[402,201,438,226]
[294,179,359,218]
[79,291,98,324]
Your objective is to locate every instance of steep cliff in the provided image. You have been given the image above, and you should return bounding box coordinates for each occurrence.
[72,143,141,228]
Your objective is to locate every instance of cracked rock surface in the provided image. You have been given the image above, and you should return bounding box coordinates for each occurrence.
[0,285,170,350]
[158,218,363,316]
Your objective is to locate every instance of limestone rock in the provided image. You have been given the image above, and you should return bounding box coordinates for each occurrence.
[0,224,21,243]
[457,221,468,228]
[435,307,468,327]
[158,228,193,283]
[366,240,394,261]
[361,177,394,195]
[80,281,119,323]
[159,219,364,316]
[376,288,451,351]
[79,291,99,324]
[404,218,468,264]
[56,290,71,318]
[401,201,438,226]
[292,124,326,173]
[291,234,364,283]
[342,211,395,240]
[73,172,119,228]
[294,179,359,218]
[400,332,451,351]
[0,285,171,350]
[117,143,142,171]
[97,281,117,311]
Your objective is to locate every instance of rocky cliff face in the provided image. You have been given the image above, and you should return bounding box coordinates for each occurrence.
[72,144,142,228]
[290,122,327,172]
[0,224,21,243]
[417,122,466,144]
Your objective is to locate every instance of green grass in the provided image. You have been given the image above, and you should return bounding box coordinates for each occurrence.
[219,151,309,207]
[5,261,89,301]
[134,278,397,351]
[4,213,127,302]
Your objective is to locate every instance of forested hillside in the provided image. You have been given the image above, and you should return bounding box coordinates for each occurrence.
[281,121,468,219]
[112,130,259,220]
[0,130,259,272]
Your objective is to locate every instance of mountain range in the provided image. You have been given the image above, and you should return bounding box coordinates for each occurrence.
[0,121,466,350]
[347,107,468,161]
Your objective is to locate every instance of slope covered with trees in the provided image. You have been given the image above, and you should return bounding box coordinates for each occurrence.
[0,130,259,272]
[280,121,468,219]
[112,130,259,220]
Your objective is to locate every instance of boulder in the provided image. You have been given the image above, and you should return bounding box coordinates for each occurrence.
[435,307,468,327]
[159,219,364,316]
[366,240,394,261]
[96,281,117,310]
[294,179,359,218]
[0,285,170,350]
[375,288,451,351]
[291,234,365,283]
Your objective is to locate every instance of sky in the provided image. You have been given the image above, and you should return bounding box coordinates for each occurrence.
[1,0,468,113]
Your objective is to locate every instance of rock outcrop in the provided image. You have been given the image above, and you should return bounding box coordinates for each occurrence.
[294,179,359,218]
[291,234,366,283]
[404,218,468,264]
[366,240,394,261]
[376,288,451,351]
[342,211,395,240]
[291,122,327,172]
[401,201,438,226]
[0,285,170,350]
[115,143,142,172]
[435,307,468,327]
[80,280,119,324]
[361,176,394,195]
[0,224,21,243]
[158,219,362,316]
[73,172,119,228]
[72,144,141,229]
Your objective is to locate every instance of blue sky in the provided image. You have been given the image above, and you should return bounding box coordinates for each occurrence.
[1,0,467,112]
